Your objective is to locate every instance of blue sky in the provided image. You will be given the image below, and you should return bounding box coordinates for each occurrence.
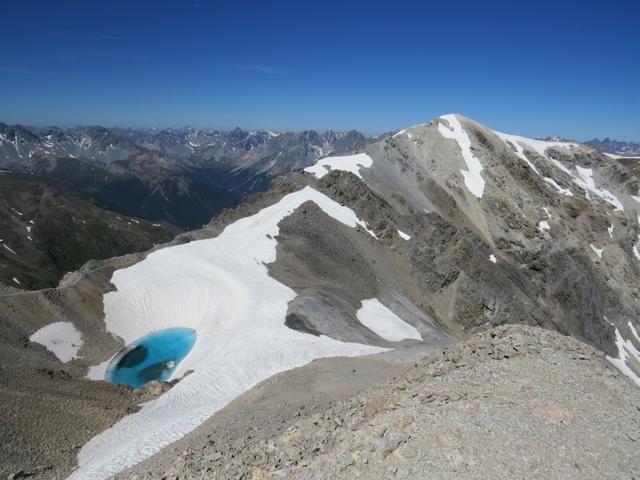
[0,0,638,140]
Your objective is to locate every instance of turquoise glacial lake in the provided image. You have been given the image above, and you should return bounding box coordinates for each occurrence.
[105,327,196,388]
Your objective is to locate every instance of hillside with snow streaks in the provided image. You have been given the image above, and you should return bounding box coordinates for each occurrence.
[493,129,626,209]
[437,114,485,198]
[71,186,388,479]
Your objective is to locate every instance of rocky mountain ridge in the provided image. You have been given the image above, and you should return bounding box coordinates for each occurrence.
[119,325,640,480]
[1,113,640,479]
[0,122,370,186]
[0,122,371,223]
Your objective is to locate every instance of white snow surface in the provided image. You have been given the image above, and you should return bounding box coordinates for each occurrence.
[528,139,621,210]
[72,186,389,479]
[393,122,427,138]
[29,321,83,363]
[493,130,626,202]
[397,230,411,240]
[304,153,373,180]
[356,299,422,342]
[494,131,541,176]
[605,153,640,160]
[629,322,640,343]
[544,177,573,196]
[573,166,624,211]
[438,115,485,198]
[489,254,497,263]
[590,244,604,258]
[607,322,640,388]
[538,220,550,233]
[2,243,17,255]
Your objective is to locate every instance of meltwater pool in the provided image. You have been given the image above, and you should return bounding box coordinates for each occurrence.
[105,327,196,388]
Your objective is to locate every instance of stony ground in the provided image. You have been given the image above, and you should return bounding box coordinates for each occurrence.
[0,368,173,480]
[119,325,640,480]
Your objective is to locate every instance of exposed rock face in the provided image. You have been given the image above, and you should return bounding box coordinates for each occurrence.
[119,326,640,479]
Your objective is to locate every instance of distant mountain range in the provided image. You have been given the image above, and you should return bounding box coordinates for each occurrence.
[537,136,640,157]
[0,122,371,288]
[0,123,370,184]
[0,122,372,227]
[584,138,640,157]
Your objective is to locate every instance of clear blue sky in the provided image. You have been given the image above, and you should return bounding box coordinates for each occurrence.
[0,0,638,140]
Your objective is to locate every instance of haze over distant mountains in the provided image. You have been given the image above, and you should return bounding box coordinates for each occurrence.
[0,122,371,288]
[584,138,640,157]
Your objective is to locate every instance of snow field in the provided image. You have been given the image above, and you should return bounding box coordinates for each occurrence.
[356,299,422,342]
[72,187,389,479]
[304,152,373,180]
[438,114,485,198]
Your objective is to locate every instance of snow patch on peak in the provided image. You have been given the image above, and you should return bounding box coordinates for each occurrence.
[538,220,550,233]
[606,320,640,388]
[630,322,640,343]
[393,122,428,138]
[304,153,373,180]
[573,166,623,211]
[590,244,604,258]
[438,114,485,198]
[397,230,411,241]
[494,131,541,176]
[544,177,573,196]
[493,127,623,210]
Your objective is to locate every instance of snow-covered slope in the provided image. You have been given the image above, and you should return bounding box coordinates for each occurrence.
[71,187,389,479]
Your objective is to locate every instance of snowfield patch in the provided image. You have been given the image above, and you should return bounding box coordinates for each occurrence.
[538,220,550,233]
[72,186,389,479]
[29,321,83,363]
[494,131,541,176]
[304,152,373,180]
[356,298,422,342]
[438,114,485,198]
[573,166,624,211]
[606,319,640,388]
